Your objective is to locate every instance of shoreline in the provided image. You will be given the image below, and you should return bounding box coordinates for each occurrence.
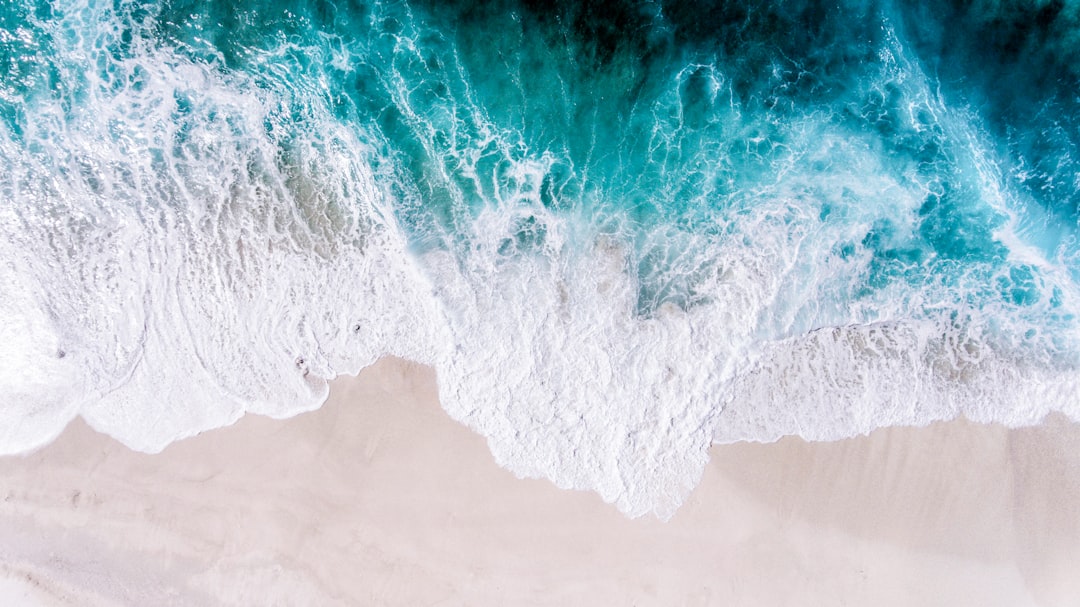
[1,356,1077,605]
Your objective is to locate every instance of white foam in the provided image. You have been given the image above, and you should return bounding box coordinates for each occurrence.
[0,247,87,454]
[715,319,1080,445]
[1,1,447,453]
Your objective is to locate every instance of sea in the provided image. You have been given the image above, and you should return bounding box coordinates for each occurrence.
[2,0,1078,517]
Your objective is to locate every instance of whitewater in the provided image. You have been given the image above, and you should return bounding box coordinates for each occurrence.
[1,0,1079,517]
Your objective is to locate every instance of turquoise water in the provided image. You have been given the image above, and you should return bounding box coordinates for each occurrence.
[2,0,1079,516]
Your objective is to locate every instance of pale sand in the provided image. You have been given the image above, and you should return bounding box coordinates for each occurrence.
[0,357,1077,606]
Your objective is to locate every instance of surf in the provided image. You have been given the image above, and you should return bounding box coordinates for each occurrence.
[1,0,1078,516]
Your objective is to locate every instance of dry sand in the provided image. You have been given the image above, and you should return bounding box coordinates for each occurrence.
[0,356,1077,606]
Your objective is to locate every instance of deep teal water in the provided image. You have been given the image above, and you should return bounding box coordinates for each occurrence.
[139,0,1078,315]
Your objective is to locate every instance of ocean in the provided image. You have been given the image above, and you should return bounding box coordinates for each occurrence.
[1,0,1078,517]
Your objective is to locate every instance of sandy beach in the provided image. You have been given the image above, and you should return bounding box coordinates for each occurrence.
[0,356,1077,606]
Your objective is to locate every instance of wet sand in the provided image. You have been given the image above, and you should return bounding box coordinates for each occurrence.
[1,357,1077,606]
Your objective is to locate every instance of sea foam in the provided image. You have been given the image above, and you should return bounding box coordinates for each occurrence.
[2,0,1079,517]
